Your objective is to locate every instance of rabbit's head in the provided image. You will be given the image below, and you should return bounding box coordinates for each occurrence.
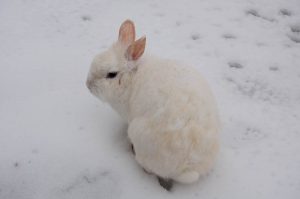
[86,20,146,107]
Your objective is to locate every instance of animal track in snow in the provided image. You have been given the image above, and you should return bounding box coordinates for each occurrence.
[243,127,264,141]
[224,121,266,148]
[222,33,236,39]
[279,8,292,16]
[228,61,243,69]
[245,9,276,22]
[81,15,91,21]
[175,21,182,26]
[269,66,279,71]
[225,76,289,104]
[288,24,300,43]
[288,34,300,43]
[246,9,260,17]
[290,24,300,33]
[191,33,200,40]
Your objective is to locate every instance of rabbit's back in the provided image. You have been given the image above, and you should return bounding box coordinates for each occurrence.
[129,56,219,124]
[127,56,220,182]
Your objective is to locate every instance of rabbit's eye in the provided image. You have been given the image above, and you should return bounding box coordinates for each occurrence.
[106,72,118,79]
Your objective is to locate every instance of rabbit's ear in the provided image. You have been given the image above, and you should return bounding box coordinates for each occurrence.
[118,20,135,45]
[125,36,146,61]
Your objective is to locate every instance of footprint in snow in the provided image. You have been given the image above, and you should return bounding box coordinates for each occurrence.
[287,24,300,43]
[191,33,200,40]
[224,76,289,104]
[246,9,260,17]
[279,8,292,16]
[175,21,182,26]
[290,24,300,33]
[223,121,266,148]
[14,162,19,168]
[81,15,91,21]
[222,33,236,39]
[228,62,243,69]
[245,9,276,22]
[269,66,279,71]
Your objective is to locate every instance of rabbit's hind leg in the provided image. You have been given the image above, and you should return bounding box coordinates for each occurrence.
[157,176,173,191]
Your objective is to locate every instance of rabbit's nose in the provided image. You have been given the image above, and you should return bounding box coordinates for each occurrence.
[86,78,93,90]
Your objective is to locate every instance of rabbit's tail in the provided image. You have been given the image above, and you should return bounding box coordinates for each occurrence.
[173,170,200,184]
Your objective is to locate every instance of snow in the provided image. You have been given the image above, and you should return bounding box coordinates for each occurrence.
[0,0,300,198]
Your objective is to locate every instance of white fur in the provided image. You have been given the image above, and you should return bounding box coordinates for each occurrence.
[86,23,220,184]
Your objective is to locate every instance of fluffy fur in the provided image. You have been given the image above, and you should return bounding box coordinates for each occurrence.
[86,20,220,184]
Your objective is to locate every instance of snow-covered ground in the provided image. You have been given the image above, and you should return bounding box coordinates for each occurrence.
[1,0,300,198]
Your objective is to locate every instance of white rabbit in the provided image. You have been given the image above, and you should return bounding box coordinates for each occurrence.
[86,20,220,190]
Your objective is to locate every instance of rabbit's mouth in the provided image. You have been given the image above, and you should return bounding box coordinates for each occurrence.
[86,79,106,102]
[86,79,98,96]
[86,78,94,91]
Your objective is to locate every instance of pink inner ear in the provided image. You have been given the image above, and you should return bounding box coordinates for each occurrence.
[118,20,135,45]
[126,37,146,61]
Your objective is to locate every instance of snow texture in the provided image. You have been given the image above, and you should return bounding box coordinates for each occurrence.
[0,0,300,198]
